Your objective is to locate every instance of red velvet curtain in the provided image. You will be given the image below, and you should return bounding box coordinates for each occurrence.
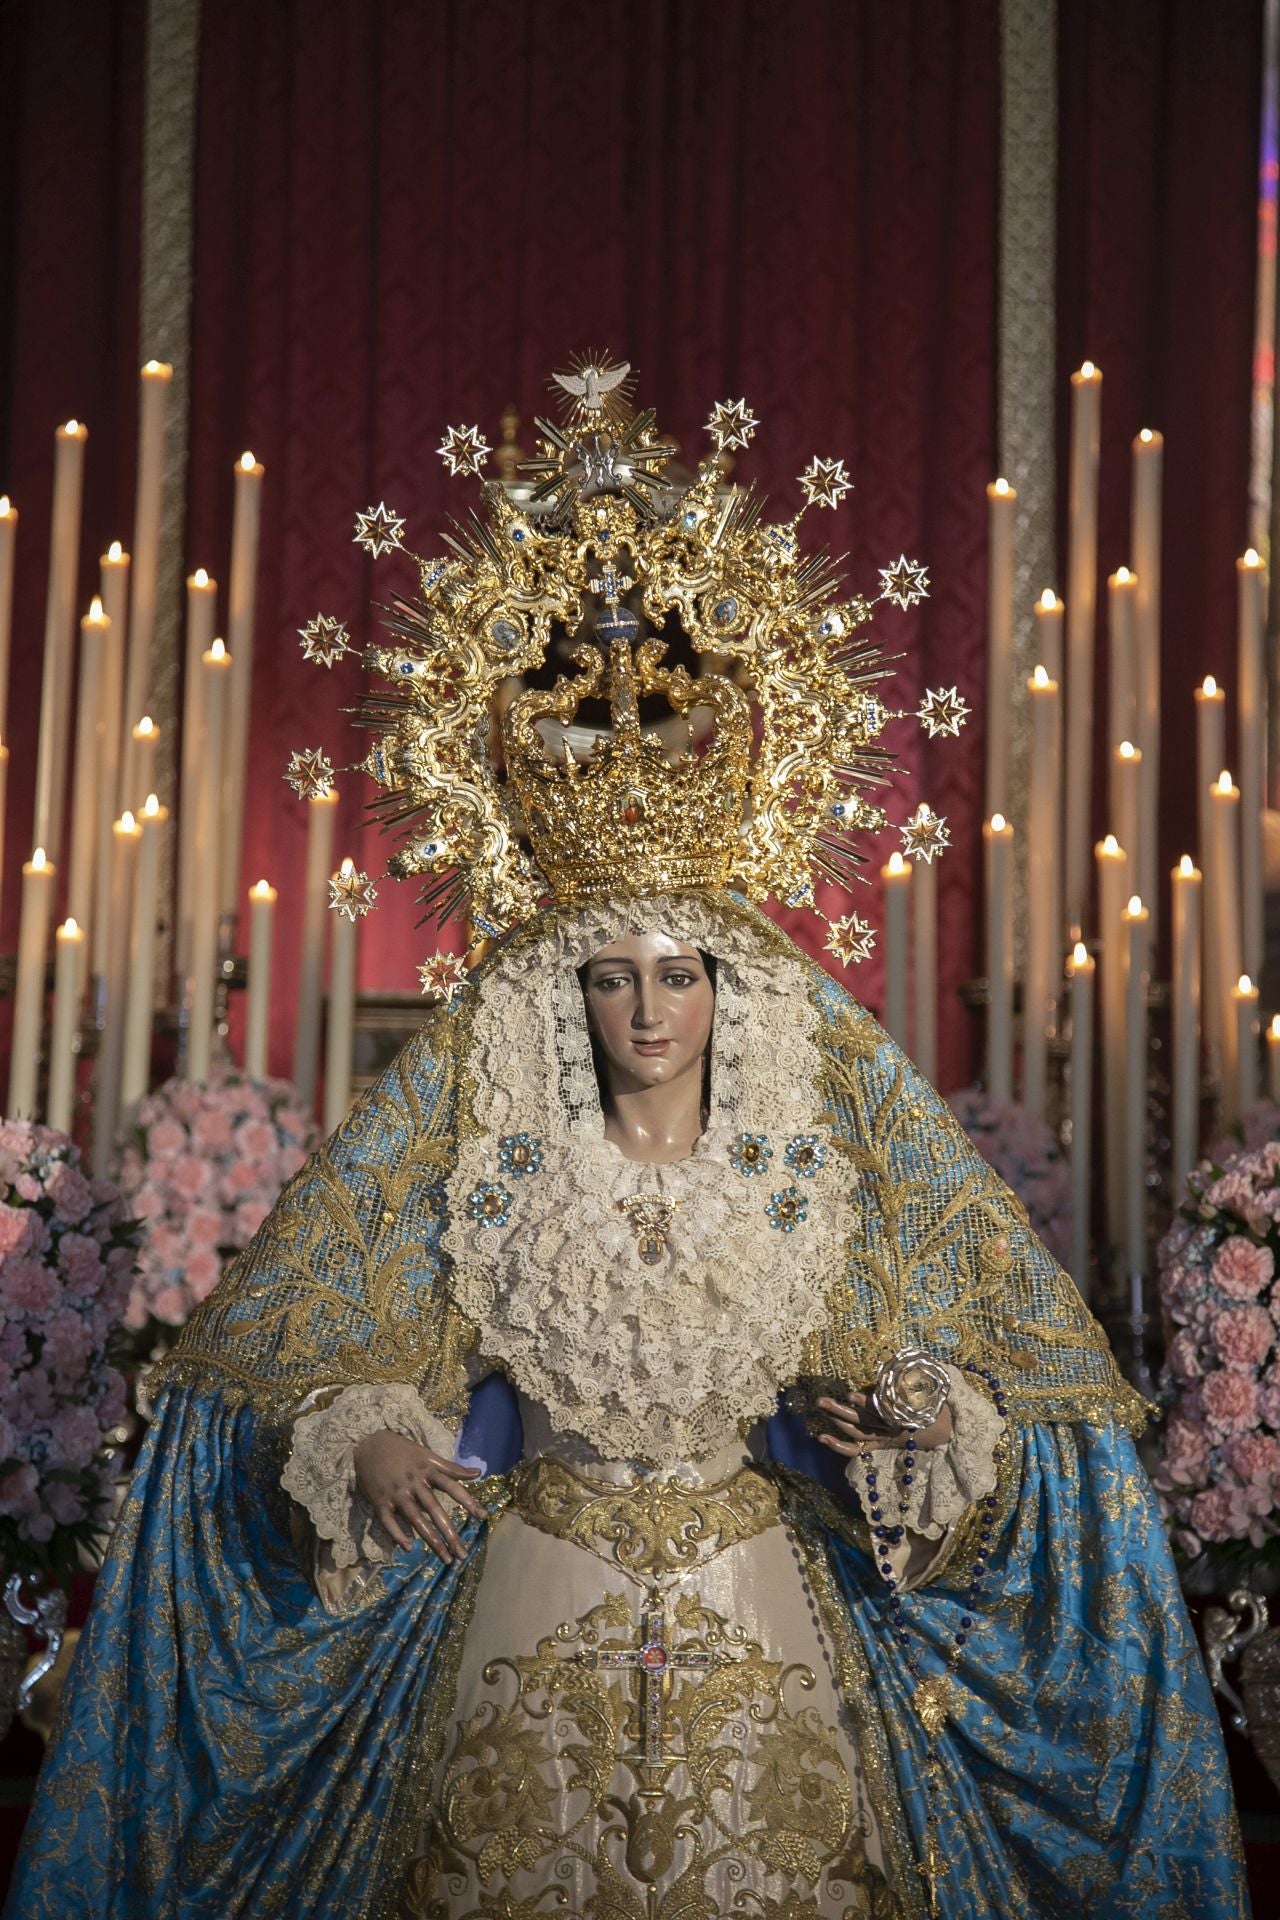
[1057,0,1264,956]
[0,0,1264,1105]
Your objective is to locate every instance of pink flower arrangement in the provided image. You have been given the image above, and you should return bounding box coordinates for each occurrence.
[945,1088,1073,1271]
[0,1119,136,1579]
[117,1068,315,1348]
[1157,1129,1280,1575]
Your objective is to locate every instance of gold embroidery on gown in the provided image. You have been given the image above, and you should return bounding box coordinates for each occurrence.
[396,1424,902,1920]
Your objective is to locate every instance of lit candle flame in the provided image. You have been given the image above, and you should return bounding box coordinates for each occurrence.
[1102,834,1120,855]
[240,451,257,471]
[88,595,104,621]
[991,812,1007,832]
[251,878,273,898]
[64,419,80,436]
[1238,974,1255,994]
[993,476,1010,495]
[1139,427,1155,443]
[1244,547,1261,567]
[210,638,226,660]
[62,917,79,937]
[339,856,355,878]
[1126,894,1143,915]
[120,811,136,832]
[1217,770,1234,793]
[1072,941,1089,966]
[1032,663,1050,687]
[143,793,160,817]
[1080,360,1097,379]
[193,567,210,588]
[1179,854,1195,875]
[1114,565,1132,584]
[887,851,906,874]
[0,496,10,516]
[137,715,155,736]
[1118,739,1137,759]
[107,540,123,561]
[1038,587,1059,610]
[1270,1015,1280,1039]
[1203,674,1219,697]
[31,848,46,870]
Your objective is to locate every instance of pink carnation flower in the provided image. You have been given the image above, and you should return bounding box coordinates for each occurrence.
[1167,1329,1204,1383]
[0,1205,34,1257]
[185,1251,222,1304]
[1201,1369,1261,1436]
[1212,1236,1275,1300]
[44,1161,93,1226]
[1160,1414,1213,1487]
[1222,1431,1280,1484]
[1190,1486,1239,1543]
[1210,1304,1275,1372]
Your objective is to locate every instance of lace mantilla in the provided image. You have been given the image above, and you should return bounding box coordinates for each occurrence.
[442,894,842,1466]
[282,1382,458,1569]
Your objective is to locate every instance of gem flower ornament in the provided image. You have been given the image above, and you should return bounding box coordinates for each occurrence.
[1157,1137,1280,1579]
[0,1121,135,1579]
[117,1068,315,1350]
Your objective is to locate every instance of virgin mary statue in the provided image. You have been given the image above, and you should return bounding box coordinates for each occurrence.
[7,363,1248,1919]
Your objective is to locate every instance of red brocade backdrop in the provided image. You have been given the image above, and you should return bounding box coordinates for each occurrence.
[0,0,1264,1103]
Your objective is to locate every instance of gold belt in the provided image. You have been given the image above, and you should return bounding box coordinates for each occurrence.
[508,1453,782,1582]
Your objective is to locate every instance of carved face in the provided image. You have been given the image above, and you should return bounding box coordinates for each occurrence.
[581,932,715,1098]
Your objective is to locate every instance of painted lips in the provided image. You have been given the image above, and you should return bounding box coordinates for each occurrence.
[631,1039,671,1054]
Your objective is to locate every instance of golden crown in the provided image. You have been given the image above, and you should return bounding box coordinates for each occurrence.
[288,356,968,981]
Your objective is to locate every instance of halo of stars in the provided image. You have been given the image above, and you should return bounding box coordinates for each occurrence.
[706,399,759,451]
[799,456,853,510]
[329,867,378,920]
[437,425,491,478]
[298,614,352,669]
[417,952,470,1004]
[824,912,877,968]
[916,686,970,739]
[284,747,335,799]
[353,502,406,558]
[878,555,930,609]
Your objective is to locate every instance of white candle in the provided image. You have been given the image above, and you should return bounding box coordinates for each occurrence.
[1111,740,1142,892]
[293,786,339,1106]
[984,813,1014,1101]
[1122,895,1150,1278]
[1067,941,1095,1295]
[1065,362,1103,937]
[324,859,359,1135]
[881,850,911,1046]
[1195,677,1228,1068]
[0,495,17,741]
[1106,566,1138,751]
[1171,856,1202,1199]
[1209,771,1244,1124]
[1132,430,1163,940]
[985,478,1016,819]
[93,545,129,986]
[245,878,276,1080]
[129,715,159,815]
[1033,586,1065,683]
[33,421,88,859]
[121,796,167,1109]
[1095,834,1129,1253]
[912,841,937,1082]
[176,568,217,983]
[187,642,232,1081]
[47,918,84,1136]
[1238,549,1267,983]
[1023,666,1061,1118]
[1234,973,1260,1115]
[220,453,265,919]
[1269,1013,1280,1103]
[120,362,171,801]
[8,850,56,1117]
[65,599,108,987]
[93,813,142,1174]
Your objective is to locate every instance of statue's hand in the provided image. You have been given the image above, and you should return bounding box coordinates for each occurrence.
[815,1391,953,1457]
[353,1428,486,1563]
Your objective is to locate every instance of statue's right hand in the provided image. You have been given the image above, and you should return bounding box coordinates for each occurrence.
[352,1428,485,1563]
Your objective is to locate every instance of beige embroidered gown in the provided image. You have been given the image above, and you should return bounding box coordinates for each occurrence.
[282,1130,1000,1920]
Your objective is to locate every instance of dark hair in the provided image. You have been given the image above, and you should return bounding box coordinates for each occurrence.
[578,947,717,1118]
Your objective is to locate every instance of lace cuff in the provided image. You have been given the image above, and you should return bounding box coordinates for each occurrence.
[844,1365,1003,1589]
[281,1382,459,1571]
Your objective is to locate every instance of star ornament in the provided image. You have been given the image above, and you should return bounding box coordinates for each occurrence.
[417,951,470,1004]
[328,865,378,920]
[799,456,854,510]
[879,555,930,609]
[917,685,970,739]
[706,398,759,451]
[354,502,406,558]
[437,424,491,477]
[824,912,877,968]
[284,747,335,799]
[298,613,352,668]
[899,803,951,864]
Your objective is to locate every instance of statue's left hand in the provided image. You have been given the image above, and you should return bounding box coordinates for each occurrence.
[814,1391,953,1456]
